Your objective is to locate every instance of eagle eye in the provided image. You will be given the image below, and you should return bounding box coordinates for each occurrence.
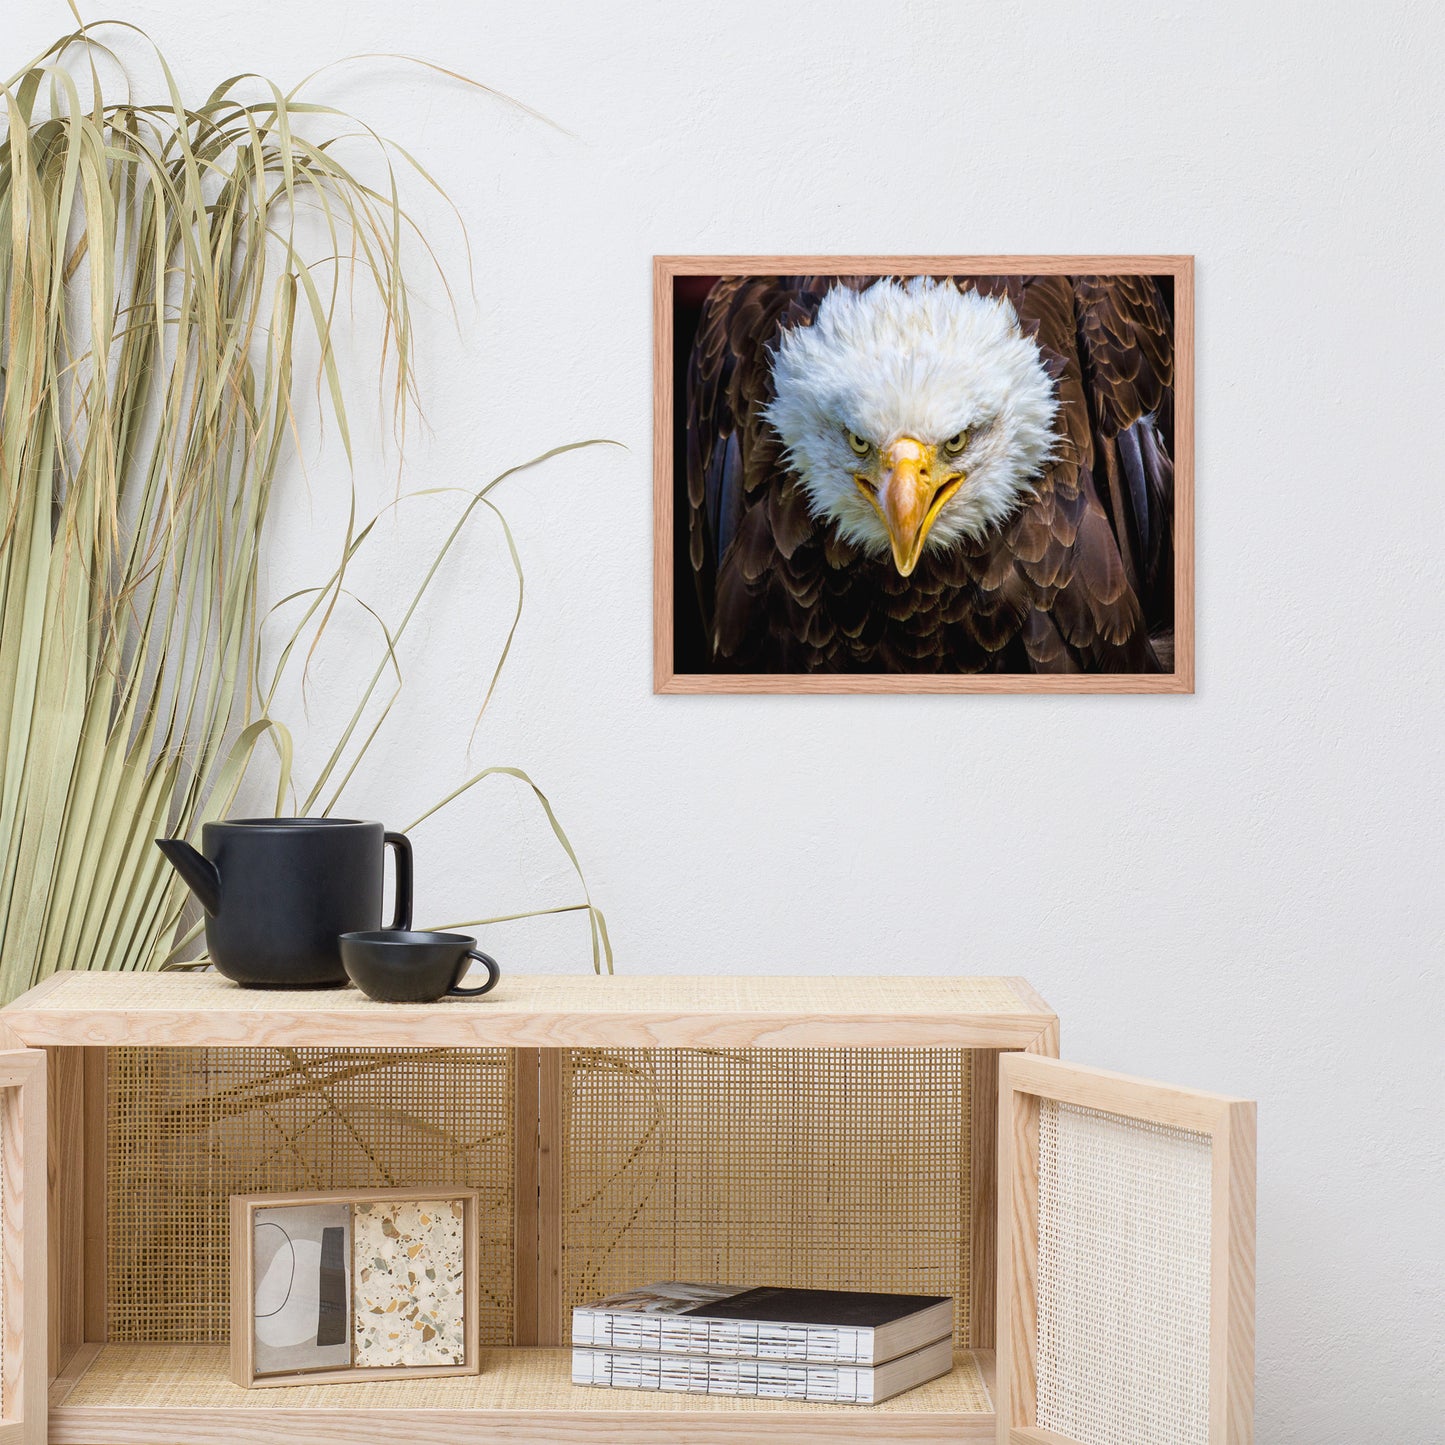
[845,430,871,456]
[943,431,969,456]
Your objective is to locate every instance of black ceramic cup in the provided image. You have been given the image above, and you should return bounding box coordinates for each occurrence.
[338,930,501,1003]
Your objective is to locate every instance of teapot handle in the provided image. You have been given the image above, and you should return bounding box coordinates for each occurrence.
[384,831,413,931]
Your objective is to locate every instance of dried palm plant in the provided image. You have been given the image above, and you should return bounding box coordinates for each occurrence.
[0,17,610,1003]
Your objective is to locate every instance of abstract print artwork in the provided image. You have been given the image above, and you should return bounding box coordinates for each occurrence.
[251,1201,353,1376]
[655,256,1193,693]
[233,1188,478,1385]
[353,1197,469,1367]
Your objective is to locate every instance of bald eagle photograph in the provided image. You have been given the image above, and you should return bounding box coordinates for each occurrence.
[655,257,1192,693]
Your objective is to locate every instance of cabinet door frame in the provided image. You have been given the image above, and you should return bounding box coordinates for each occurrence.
[0,1049,46,1445]
[997,1053,1255,1445]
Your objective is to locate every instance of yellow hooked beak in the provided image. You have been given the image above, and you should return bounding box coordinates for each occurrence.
[857,437,965,577]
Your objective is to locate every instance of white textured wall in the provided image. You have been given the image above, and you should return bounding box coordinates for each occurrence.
[12,1,1444,1437]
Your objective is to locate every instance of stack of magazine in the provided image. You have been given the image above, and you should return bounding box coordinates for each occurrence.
[571,1282,954,1405]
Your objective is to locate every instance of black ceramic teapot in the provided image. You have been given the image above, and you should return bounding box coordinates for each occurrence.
[156,818,412,988]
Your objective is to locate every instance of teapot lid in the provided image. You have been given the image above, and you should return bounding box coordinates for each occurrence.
[210,817,380,829]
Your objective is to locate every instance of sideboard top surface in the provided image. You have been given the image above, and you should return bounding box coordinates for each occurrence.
[1,971,1055,1049]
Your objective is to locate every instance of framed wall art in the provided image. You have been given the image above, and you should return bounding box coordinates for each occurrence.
[230,1187,481,1387]
[654,255,1193,694]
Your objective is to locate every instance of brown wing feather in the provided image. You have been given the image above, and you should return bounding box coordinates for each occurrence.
[997,274,1158,672]
[686,276,844,666]
[1072,273,1176,638]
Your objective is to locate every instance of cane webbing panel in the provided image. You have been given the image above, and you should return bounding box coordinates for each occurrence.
[561,1048,973,1345]
[1036,1100,1212,1445]
[106,1048,513,1344]
[58,1344,992,1414]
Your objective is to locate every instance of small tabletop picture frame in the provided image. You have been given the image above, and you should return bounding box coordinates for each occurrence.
[230,1186,481,1387]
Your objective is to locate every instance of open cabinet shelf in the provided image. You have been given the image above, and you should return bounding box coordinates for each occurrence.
[4,971,1253,1443]
[48,1344,998,1443]
[4,971,1060,1445]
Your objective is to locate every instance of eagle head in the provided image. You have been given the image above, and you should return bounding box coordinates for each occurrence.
[762,277,1059,576]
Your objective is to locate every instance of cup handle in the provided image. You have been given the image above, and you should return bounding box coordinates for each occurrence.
[449,950,500,997]
[384,831,413,931]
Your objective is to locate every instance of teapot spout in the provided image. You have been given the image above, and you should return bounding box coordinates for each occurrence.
[155,838,221,915]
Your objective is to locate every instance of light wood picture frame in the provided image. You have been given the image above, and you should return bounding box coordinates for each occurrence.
[230,1187,481,1388]
[996,1054,1254,1445]
[654,255,1194,694]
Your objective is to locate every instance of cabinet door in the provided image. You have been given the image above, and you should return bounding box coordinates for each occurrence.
[0,1050,44,1445]
[997,1054,1254,1445]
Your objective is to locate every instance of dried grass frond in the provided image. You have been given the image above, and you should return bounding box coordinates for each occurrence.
[0,20,610,1000]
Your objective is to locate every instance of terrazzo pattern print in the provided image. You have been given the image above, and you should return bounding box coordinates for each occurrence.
[352,1198,468,1367]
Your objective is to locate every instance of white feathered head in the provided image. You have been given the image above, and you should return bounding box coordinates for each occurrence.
[762,277,1058,576]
